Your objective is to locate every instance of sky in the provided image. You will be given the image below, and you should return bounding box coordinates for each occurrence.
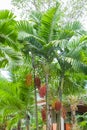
[0,69,11,80]
[0,0,11,10]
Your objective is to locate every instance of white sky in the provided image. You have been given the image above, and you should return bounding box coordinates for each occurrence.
[0,0,11,10]
[0,69,11,80]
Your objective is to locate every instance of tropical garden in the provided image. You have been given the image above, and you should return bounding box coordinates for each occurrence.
[0,0,87,130]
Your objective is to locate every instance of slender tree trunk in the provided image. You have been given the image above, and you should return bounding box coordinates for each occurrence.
[26,125,29,130]
[17,120,21,130]
[26,114,30,130]
[71,105,77,129]
[34,69,39,130]
[71,110,76,124]
[56,112,60,130]
[57,72,64,130]
[32,54,39,130]
[58,72,64,102]
[45,74,49,130]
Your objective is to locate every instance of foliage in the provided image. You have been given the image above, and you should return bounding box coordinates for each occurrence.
[0,10,22,68]
[77,112,87,130]
[0,2,87,129]
[0,65,34,129]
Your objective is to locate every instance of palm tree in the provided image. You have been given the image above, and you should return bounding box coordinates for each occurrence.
[52,22,87,130]
[16,4,62,129]
[54,22,87,98]
[16,4,87,130]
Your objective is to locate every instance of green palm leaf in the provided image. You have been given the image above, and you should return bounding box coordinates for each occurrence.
[0,44,22,67]
[17,20,45,46]
[0,10,17,48]
[0,10,15,19]
[57,21,84,40]
[39,5,60,42]
[54,35,87,74]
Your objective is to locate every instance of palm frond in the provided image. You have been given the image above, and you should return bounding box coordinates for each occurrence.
[29,11,42,25]
[17,21,34,35]
[64,57,87,73]
[0,10,17,48]
[0,44,22,67]
[54,36,87,74]
[57,21,84,40]
[6,114,22,130]
[0,79,33,114]
[64,21,82,31]
[39,5,60,43]
[0,10,15,19]
[17,21,45,46]
[0,58,8,68]
[63,72,87,95]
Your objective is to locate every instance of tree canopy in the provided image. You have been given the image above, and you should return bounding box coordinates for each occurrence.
[0,1,87,130]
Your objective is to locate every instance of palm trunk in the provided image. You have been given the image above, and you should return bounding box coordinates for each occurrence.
[71,105,77,129]
[58,72,64,101]
[26,114,30,130]
[32,54,38,130]
[17,120,21,130]
[34,69,39,130]
[71,110,76,125]
[26,126,29,130]
[56,112,60,130]
[45,74,49,130]
[57,72,64,130]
